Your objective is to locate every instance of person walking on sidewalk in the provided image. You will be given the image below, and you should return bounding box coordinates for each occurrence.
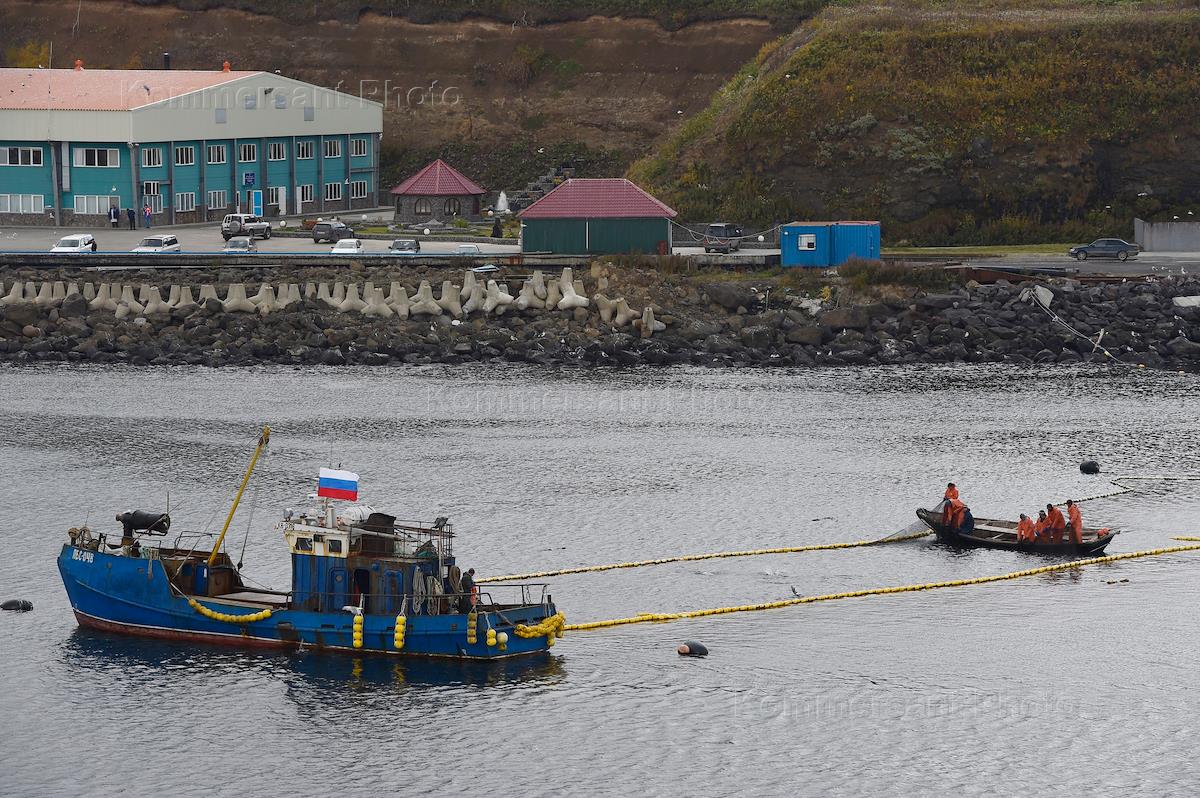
[126,207,135,230]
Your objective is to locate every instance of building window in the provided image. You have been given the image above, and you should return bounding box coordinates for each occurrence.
[303,106,315,122]
[324,182,342,202]
[444,197,462,217]
[414,198,431,216]
[207,144,226,164]
[268,142,287,161]
[273,94,288,109]
[239,143,257,163]
[175,192,196,213]
[797,234,817,251]
[350,180,368,200]
[267,186,282,207]
[323,139,341,159]
[299,184,314,204]
[244,94,257,110]
[0,194,45,213]
[0,147,43,167]
[215,108,227,124]
[72,195,115,215]
[73,147,119,167]
[350,137,367,157]
[174,146,195,166]
[207,189,228,209]
[141,147,162,168]
[296,140,314,160]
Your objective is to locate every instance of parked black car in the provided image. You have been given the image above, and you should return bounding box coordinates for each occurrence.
[388,239,421,254]
[1068,238,1141,261]
[312,221,355,244]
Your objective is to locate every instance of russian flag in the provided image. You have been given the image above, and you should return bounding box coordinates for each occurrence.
[318,468,359,501]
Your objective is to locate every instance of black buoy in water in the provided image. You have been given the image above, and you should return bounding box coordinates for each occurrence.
[1,599,33,612]
[1080,460,1101,475]
[677,640,708,657]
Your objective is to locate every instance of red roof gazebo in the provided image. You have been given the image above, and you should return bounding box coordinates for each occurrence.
[390,159,486,222]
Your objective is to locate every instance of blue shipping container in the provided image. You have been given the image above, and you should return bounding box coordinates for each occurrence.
[780,221,881,268]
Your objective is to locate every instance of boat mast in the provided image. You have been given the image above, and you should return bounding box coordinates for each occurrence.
[207,425,271,567]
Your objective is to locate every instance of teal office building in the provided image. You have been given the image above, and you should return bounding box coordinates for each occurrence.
[0,65,383,227]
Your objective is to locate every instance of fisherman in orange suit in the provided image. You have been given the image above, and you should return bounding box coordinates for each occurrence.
[944,483,959,502]
[1066,499,1084,545]
[942,498,966,530]
[1016,513,1035,543]
[1045,503,1067,544]
[1034,510,1048,543]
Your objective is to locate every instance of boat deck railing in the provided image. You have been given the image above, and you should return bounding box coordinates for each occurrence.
[291,583,550,617]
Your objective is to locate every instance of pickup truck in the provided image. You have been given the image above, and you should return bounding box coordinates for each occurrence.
[221,214,273,241]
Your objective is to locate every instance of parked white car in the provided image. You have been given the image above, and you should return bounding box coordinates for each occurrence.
[222,235,258,254]
[331,238,365,255]
[50,234,97,253]
[455,243,482,256]
[131,234,182,253]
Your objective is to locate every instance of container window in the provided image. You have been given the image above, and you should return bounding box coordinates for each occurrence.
[798,234,817,251]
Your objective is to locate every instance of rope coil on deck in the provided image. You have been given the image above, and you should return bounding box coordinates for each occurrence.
[187,597,272,624]
[563,543,1200,633]
[478,531,932,584]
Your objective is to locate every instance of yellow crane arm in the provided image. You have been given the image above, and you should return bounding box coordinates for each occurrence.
[207,425,271,567]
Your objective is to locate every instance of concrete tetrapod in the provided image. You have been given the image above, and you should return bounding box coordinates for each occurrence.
[88,284,114,311]
[531,270,548,300]
[0,281,27,307]
[138,284,152,304]
[305,282,318,299]
[332,282,347,304]
[361,287,394,318]
[387,283,411,319]
[594,294,615,324]
[281,284,302,308]
[461,280,485,315]
[114,301,132,319]
[613,298,638,327]
[165,284,180,307]
[51,282,67,302]
[142,287,172,316]
[250,284,279,314]
[222,284,257,313]
[409,281,442,316]
[461,272,478,305]
[437,281,463,318]
[558,276,589,310]
[637,306,665,338]
[118,285,145,314]
[317,283,336,307]
[173,286,198,313]
[544,278,562,310]
[337,284,367,313]
[65,283,80,297]
[34,282,56,307]
[198,285,221,305]
[82,282,96,301]
[484,280,515,315]
[516,280,546,311]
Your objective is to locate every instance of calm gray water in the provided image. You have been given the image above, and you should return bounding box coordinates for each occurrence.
[1,363,1199,797]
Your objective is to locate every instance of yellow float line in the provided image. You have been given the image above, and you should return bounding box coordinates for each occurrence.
[563,543,1200,632]
[1173,536,1200,541]
[187,596,272,624]
[478,531,932,584]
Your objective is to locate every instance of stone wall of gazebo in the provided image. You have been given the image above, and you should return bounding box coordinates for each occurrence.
[393,194,485,225]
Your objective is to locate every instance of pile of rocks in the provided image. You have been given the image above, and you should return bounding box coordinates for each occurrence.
[0,264,1197,370]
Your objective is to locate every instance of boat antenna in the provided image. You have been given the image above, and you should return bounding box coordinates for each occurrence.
[208,425,271,567]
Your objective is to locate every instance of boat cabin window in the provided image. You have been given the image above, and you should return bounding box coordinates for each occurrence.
[328,539,342,554]
[313,534,324,542]
[295,537,313,552]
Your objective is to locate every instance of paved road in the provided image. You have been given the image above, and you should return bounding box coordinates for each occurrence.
[0,224,522,257]
[963,253,1200,277]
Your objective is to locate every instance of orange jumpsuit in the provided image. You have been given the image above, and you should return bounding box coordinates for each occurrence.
[944,486,959,502]
[943,498,966,529]
[1016,517,1035,543]
[1045,507,1067,544]
[1068,505,1083,544]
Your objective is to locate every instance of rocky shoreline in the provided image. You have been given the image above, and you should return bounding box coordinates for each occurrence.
[1,263,1198,370]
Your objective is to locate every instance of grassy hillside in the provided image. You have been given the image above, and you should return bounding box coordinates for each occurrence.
[630,1,1200,243]
[125,0,826,26]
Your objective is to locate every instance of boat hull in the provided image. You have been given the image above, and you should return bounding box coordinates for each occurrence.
[58,545,557,660]
[916,509,1117,556]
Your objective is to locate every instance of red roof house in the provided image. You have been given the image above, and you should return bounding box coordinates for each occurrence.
[518,178,677,255]
[390,159,486,222]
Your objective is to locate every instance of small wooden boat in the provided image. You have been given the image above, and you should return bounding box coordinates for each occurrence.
[916,508,1118,555]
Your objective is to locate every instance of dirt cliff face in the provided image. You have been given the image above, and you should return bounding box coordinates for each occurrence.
[0,1,773,164]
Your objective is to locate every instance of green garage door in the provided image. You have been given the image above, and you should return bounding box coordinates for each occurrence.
[522,219,587,254]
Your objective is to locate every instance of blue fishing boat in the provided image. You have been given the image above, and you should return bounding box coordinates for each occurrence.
[57,427,564,659]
